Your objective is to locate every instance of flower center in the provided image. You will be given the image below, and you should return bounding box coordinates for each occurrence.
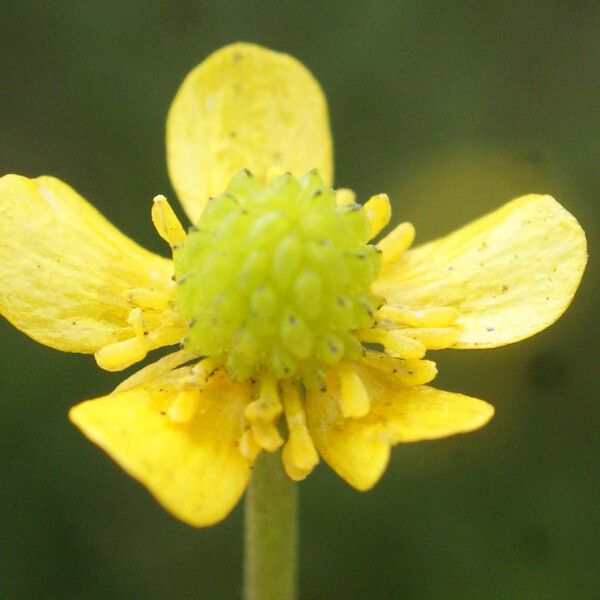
[174,169,382,387]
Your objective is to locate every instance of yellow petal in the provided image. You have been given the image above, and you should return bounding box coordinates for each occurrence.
[166,42,333,223]
[306,362,493,491]
[375,195,587,348]
[70,366,254,527]
[307,387,390,491]
[0,175,173,353]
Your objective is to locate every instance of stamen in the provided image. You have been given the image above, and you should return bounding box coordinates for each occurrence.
[396,359,438,386]
[363,352,438,386]
[191,356,224,381]
[401,327,460,350]
[95,316,186,371]
[124,287,171,312]
[151,195,186,247]
[358,328,426,359]
[266,165,286,181]
[335,188,356,206]
[167,389,199,423]
[377,305,459,328]
[336,362,370,418]
[151,324,186,347]
[239,428,261,461]
[281,381,319,480]
[363,193,391,240]
[95,337,148,372]
[244,375,284,452]
[377,222,415,264]
[127,307,146,339]
[166,358,228,424]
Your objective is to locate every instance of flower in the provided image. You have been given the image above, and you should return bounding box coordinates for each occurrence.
[0,43,586,527]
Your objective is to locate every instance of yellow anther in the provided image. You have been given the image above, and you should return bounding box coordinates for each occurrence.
[239,428,262,461]
[97,319,186,372]
[136,311,170,333]
[280,381,305,427]
[266,165,286,181]
[363,351,439,387]
[281,382,319,480]
[282,429,319,481]
[95,337,148,371]
[336,362,370,418]
[127,307,146,339]
[167,389,199,424]
[363,193,391,240]
[377,222,415,264]
[248,419,284,452]
[335,188,356,206]
[124,287,171,312]
[191,356,224,381]
[402,327,460,350]
[244,375,283,452]
[358,328,426,359]
[146,323,185,350]
[395,359,438,386]
[151,194,186,247]
[377,305,459,328]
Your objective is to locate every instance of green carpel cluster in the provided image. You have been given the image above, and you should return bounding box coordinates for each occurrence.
[174,169,381,387]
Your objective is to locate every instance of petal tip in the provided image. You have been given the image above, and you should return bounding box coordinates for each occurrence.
[470,398,495,431]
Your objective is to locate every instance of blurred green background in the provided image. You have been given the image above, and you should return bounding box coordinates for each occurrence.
[1,2,598,599]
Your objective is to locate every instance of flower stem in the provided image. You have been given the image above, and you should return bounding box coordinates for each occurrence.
[244,451,297,600]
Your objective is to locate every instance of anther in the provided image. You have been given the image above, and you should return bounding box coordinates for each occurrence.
[395,359,438,386]
[363,193,391,240]
[357,328,426,359]
[127,307,146,339]
[124,287,171,312]
[95,337,148,371]
[377,222,415,264]
[336,362,370,418]
[94,317,186,372]
[239,428,261,461]
[377,305,459,328]
[401,327,460,350]
[363,351,438,386]
[244,375,284,451]
[281,382,319,480]
[151,195,186,247]
[335,188,356,206]
[192,356,224,381]
[266,165,286,181]
[167,388,199,423]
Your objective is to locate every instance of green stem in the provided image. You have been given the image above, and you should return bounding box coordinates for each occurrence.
[244,451,298,600]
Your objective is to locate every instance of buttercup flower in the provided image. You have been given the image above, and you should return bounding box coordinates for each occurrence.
[0,43,586,526]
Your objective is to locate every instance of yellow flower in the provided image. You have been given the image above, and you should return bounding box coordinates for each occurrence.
[0,43,587,527]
